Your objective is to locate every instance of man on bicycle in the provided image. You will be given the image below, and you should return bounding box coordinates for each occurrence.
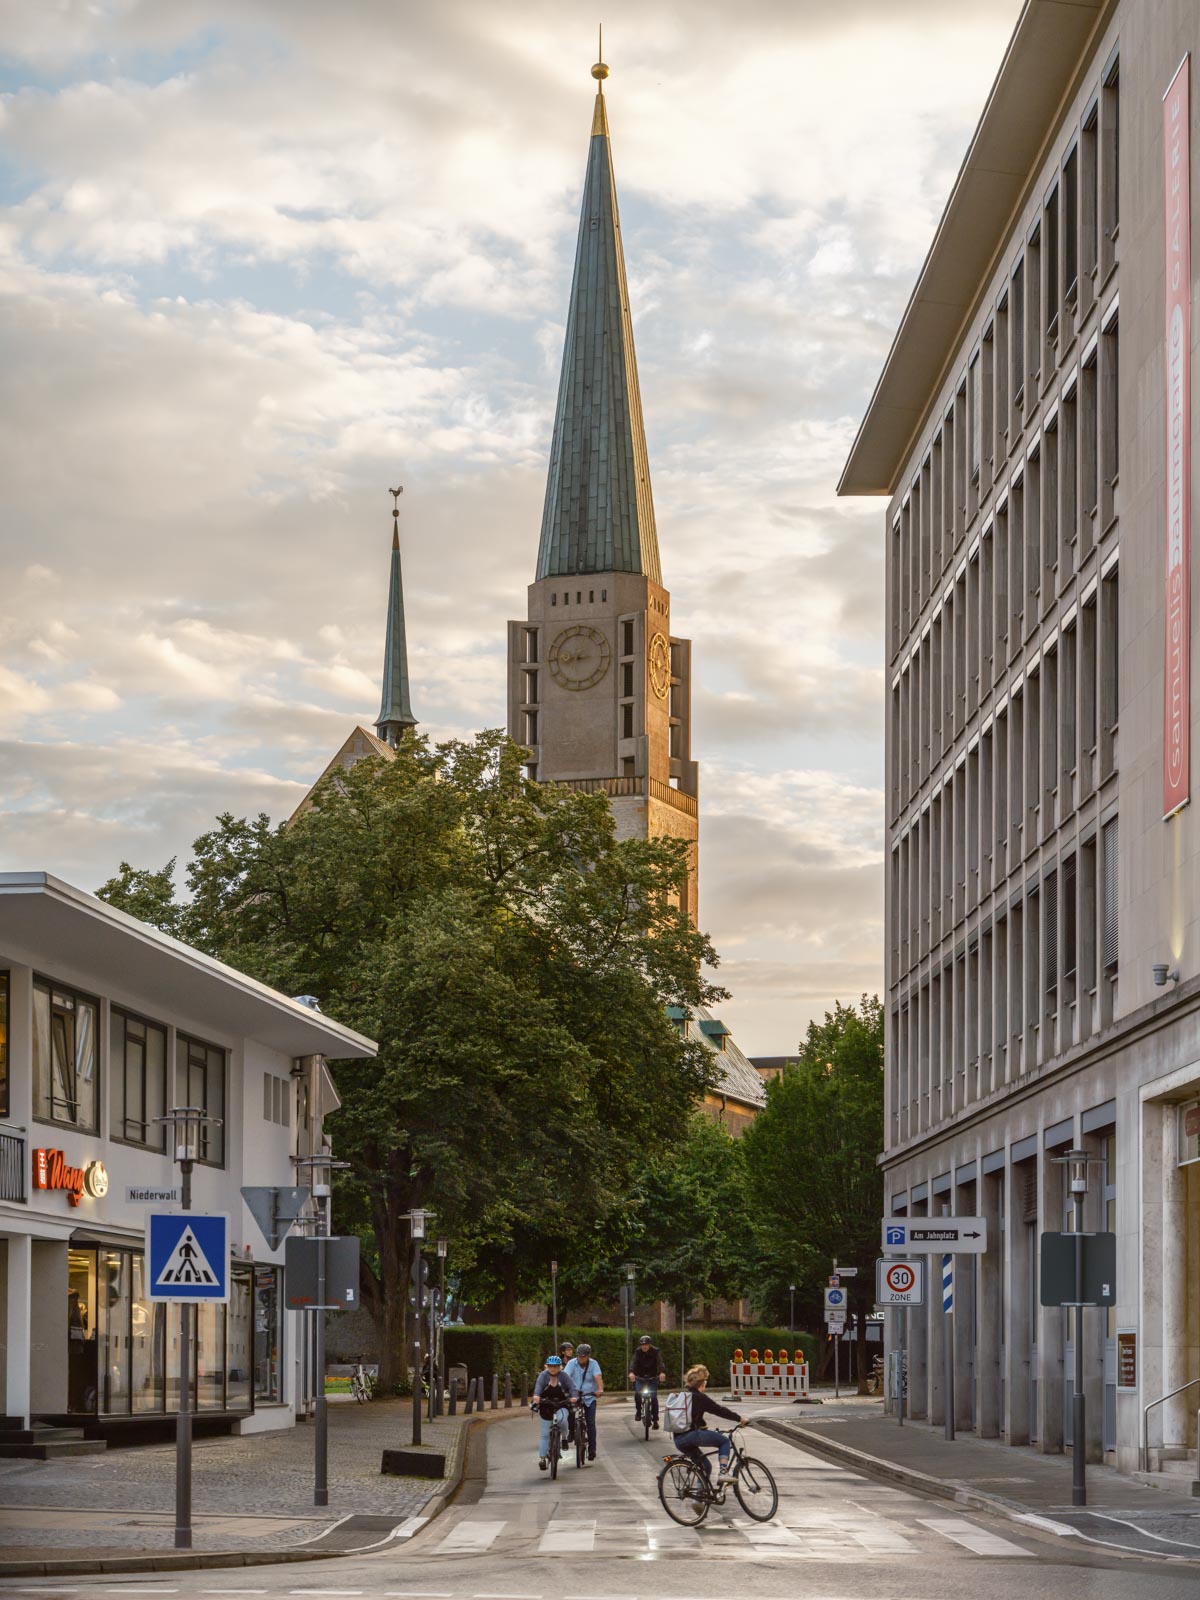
[629,1334,666,1429]
[531,1355,578,1471]
[672,1363,745,1485]
[564,1342,603,1461]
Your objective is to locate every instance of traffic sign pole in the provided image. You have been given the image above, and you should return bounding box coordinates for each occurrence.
[176,1156,193,1550]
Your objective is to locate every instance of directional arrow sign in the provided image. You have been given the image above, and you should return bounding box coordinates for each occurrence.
[881,1217,987,1255]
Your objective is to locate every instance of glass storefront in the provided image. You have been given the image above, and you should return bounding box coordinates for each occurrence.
[68,1243,256,1416]
[253,1266,282,1402]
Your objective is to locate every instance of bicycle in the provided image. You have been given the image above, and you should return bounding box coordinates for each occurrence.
[635,1378,657,1441]
[866,1354,884,1395]
[657,1425,778,1526]
[350,1358,376,1404]
[535,1398,579,1480]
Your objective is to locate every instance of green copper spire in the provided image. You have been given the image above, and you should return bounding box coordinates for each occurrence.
[535,65,662,585]
[376,487,417,746]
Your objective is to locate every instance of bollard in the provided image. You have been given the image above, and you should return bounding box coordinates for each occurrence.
[491,1374,499,1410]
[504,1371,513,1409]
[464,1377,475,1415]
[449,1377,458,1416]
[520,1370,529,1406]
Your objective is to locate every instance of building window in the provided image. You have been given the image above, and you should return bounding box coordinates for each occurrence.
[1101,562,1119,778]
[1012,257,1025,405]
[551,593,557,606]
[1027,223,1042,390]
[175,1034,226,1164]
[621,619,634,656]
[1081,98,1099,280]
[0,972,7,1119]
[1101,815,1119,971]
[1063,852,1078,996]
[524,628,539,664]
[254,1265,283,1401]
[33,979,98,1132]
[263,1072,290,1127]
[1063,143,1079,304]
[1045,183,1060,338]
[111,1008,167,1148]
[621,703,633,740]
[969,352,982,483]
[1101,53,1120,273]
[1101,310,1119,522]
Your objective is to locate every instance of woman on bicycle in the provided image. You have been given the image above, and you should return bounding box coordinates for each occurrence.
[531,1355,577,1471]
[672,1364,745,1485]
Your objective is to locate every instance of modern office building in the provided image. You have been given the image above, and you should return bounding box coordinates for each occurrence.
[0,872,375,1449]
[840,0,1200,1474]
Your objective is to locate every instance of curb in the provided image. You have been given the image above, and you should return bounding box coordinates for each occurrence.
[0,1411,519,1579]
[754,1417,1031,1520]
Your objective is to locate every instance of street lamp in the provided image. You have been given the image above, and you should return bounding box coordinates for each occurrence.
[622,1263,636,1395]
[156,1105,221,1551]
[1051,1147,1105,1506]
[406,1209,435,1444]
[294,1151,349,1508]
[435,1236,448,1417]
[550,1258,559,1353]
[789,1283,796,1337]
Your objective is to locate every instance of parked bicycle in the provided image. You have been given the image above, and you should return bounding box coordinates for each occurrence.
[350,1357,376,1404]
[867,1353,884,1395]
[657,1425,778,1525]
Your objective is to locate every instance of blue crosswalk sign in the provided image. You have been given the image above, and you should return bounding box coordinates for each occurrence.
[147,1213,229,1302]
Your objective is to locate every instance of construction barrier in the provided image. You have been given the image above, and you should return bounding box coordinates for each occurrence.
[729,1358,809,1400]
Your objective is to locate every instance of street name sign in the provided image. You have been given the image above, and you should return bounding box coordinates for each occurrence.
[126,1184,180,1205]
[882,1217,987,1254]
[875,1257,925,1305]
[833,1266,859,1277]
[146,1213,229,1302]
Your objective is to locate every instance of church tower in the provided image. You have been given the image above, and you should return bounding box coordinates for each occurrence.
[507,56,699,920]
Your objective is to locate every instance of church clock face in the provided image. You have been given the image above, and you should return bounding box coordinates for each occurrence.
[548,625,611,691]
[649,632,671,699]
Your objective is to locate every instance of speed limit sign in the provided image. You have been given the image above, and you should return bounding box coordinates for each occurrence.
[876,1257,925,1305]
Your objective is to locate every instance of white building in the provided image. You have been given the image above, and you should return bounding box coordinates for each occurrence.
[0,872,375,1450]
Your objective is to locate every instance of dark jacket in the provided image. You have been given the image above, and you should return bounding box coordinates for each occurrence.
[533,1371,577,1418]
[684,1387,740,1431]
[631,1344,663,1378]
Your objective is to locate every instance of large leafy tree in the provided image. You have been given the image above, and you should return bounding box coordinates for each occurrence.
[741,996,884,1389]
[99,732,723,1385]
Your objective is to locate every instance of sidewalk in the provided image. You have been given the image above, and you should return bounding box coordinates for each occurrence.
[762,1391,1200,1560]
[0,1397,496,1571]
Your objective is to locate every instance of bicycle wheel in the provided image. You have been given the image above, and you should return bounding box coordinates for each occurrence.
[351,1376,365,1403]
[733,1455,778,1522]
[575,1414,587,1469]
[657,1457,709,1526]
[642,1395,652,1440]
[550,1426,560,1481]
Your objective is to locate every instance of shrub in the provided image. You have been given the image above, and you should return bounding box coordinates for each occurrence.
[443,1325,817,1390]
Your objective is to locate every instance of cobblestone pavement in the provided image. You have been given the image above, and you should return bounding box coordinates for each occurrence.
[0,1399,478,1558]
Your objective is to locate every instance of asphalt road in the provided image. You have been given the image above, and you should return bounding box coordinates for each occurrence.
[3,1400,1197,1599]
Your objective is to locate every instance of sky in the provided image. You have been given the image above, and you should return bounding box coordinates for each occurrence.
[0,0,1022,1055]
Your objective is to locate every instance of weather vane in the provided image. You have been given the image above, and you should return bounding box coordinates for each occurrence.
[389,485,403,520]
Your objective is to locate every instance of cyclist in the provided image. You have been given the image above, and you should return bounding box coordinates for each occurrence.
[629,1333,667,1429]
[672,1363,745,1486]
[531,1354,578,1471]
[564,1341,603,1461]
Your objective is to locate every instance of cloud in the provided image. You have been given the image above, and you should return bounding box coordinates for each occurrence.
[0,0,1025,1054]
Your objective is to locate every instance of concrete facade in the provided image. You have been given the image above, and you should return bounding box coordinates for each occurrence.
[841,0,1200,1475]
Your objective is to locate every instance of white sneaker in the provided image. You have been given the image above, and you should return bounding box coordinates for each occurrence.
[716,1467,735,1484]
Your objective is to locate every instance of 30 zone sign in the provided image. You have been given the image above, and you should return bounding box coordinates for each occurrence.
[876,1258,925,1305]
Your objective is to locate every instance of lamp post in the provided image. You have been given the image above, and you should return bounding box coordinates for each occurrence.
[1052,1147,1104,1506]
[789,1283,796,1338]
[551,1258,559,1353]
[293,1152,349,1508]
[436,1236,448,1417]
[407,1209,434,1445]
[622,1263,636,1394]
[156,1105,221,1551]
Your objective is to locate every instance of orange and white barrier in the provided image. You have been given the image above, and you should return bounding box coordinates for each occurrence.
[729,1358,809,1400]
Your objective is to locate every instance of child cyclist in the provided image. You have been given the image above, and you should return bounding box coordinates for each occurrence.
[531,1354,578,1471]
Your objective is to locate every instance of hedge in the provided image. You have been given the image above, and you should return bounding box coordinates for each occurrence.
[443,1325,817,1391]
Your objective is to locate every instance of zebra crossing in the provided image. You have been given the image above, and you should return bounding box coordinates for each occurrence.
[423,1506,1036,1562]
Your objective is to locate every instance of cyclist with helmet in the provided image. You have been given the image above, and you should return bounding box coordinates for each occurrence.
[629,1334,667,1429]
[564,1342,604,1461]
[531,1354,578,1471]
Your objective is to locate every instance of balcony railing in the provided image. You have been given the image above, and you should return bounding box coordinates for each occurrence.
[0,1128,27,1202]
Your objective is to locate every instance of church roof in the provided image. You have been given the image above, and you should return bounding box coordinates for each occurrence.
[535,80,662,585]
[377,512,417,739]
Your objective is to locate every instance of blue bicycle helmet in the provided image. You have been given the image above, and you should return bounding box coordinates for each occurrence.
[545,1354,563,1368]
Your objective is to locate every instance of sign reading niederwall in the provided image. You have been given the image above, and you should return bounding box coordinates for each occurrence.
[1163,54,1191,819]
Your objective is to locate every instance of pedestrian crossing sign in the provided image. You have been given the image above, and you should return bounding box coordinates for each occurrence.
[146,1212,229,1302]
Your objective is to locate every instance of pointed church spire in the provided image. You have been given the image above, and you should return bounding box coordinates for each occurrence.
[535,52,662,585]
[376,486,417,746]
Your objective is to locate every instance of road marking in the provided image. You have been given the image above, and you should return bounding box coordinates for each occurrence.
[538,1519,596,1553]
[434,1519,507,1555]
[394,1515,430,1539]
[739,1522,805,1549]
[643,1521,702,1551]
[919,1517,1034,1557]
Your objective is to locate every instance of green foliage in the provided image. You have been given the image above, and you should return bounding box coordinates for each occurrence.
[742,997,884,1363]
[97,731,727,1385]
[444,1325,818,1390]
[95,859,184,938]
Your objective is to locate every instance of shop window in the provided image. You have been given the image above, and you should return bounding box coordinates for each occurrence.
[254,1265,283,1402]
[68,1248,99,1413]
[34,979,98,1132]
[175,1034,226,1164]
[132,1252,164,1414]
[111,1007,167,1148]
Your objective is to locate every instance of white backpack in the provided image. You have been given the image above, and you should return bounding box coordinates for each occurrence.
[663,1390,691,1432]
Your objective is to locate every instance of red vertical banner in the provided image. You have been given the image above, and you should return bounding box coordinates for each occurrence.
[1163,56,1192,818]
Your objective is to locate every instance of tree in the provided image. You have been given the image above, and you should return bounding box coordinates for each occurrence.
[95,859,184,938]
[741,996,884,1391]
[98,732,725,1385]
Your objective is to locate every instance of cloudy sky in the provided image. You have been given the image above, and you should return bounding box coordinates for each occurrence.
[0,0,1020,1053]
